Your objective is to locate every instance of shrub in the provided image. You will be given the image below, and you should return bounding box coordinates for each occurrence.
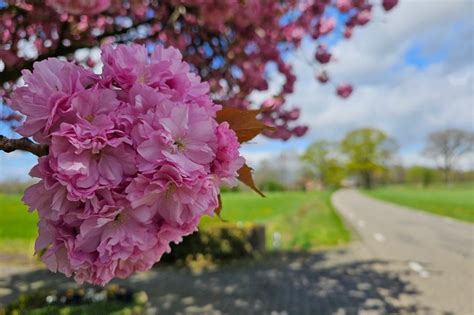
[161,222,265,263]
[259,180,286,192]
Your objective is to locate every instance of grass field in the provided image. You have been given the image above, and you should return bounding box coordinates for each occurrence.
[210,191,350,250]
[364,184,474,223]
[0,194,37,256]
[0,191,350,256]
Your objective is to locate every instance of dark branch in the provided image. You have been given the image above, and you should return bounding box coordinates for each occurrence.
[0,135,49,156]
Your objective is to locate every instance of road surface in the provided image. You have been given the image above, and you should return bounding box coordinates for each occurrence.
[332,189,474,315]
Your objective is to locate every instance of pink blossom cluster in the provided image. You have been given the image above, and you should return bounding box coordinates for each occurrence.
[11,43,245,285]
[336,84,354,99]
[47,0,111,15]
[1,0,399,141]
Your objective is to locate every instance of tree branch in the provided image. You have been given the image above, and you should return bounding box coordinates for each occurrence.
[0,135,49,156]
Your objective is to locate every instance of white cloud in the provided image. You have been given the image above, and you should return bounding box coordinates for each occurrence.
[293,63,473,143]
[326,0,473,80]
[239,150,273,166]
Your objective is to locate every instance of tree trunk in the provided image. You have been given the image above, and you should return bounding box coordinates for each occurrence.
[443,167,450,186]
[361,171,372,189]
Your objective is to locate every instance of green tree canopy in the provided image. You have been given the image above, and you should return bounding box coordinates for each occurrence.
[301,140,345,188]
[406,166,437,187]
[340,128,398,188]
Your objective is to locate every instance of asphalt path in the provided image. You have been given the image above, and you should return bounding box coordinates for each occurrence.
[332,189,474,315]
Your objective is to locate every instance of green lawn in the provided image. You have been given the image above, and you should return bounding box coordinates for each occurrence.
[0,191,350,255]
[364,184,474,223]
[207,191,350,250]
[0,194,37,255]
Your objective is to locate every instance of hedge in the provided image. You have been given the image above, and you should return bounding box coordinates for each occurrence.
[161,222,265,263]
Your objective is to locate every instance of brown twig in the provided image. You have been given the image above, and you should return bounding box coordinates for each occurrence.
[0,135,49,156]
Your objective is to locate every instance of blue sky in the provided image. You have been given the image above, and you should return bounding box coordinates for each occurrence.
[1,0,474,181]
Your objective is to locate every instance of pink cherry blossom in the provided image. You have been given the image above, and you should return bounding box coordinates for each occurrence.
[17,43,245,285]
[134,100,218,173]
[47,0,111,15]
[383,0,399,11]
[336,83,354,98]
[344,26,354,39]
[316,71,329,84]
[49,118,136,201]
[315,44,332,64]
[293,126,309,137]
[126,165,218,226]
[212,122,245,187]
[101,44,149,90]
[319,18,336,35]
[356,9,372,26]
[336,0,353,13]
[11,59,98,143]
[23,157,80,221]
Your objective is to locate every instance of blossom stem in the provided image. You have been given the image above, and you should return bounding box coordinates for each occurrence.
[0,135,49,156]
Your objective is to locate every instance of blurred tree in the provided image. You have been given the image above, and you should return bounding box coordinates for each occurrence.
[423,129,474,184]
[255,150,303,190]
[386,163,406,184]
[450,169,474,184]
[259,180,286,192]
[406,166,436,188]
[301,140,345,188]
[254,159,288,191]
[340,128,398,189]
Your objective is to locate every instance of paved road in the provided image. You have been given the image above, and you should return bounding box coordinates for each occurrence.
[332,189,474,315]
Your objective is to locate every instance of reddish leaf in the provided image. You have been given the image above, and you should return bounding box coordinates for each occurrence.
[216,107,271,143]
[214,194,228,221]
[238,164,265,197]
[214,194,222,216]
